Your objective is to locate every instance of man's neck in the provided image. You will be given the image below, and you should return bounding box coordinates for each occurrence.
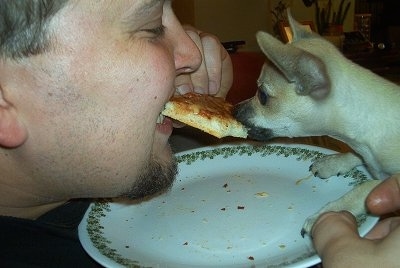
[0,201,67,220]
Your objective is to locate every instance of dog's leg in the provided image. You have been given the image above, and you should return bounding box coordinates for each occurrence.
[310,152,363,179]
[301,179,380,236]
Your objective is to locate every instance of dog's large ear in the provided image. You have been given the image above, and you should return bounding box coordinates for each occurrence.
[256,31,330,100]
[287,10,318,42]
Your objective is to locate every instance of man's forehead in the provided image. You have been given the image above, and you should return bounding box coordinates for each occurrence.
[117,0,163,27]
[134,0,162,14]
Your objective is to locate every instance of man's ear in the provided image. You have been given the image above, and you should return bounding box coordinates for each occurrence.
[0,88,28,148]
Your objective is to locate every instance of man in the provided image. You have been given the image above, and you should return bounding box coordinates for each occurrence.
[0,0,232,266]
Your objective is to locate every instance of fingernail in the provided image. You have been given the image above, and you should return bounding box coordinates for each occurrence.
[366,196,385,213]
[176,84,192,95]
[368,196,383,207]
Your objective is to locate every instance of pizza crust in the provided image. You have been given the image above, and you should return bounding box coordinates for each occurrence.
[162,93,248,138]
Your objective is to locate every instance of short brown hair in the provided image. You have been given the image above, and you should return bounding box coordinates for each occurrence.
[0,0,67,59]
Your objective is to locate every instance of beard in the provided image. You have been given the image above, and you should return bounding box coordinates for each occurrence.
[121,154,178,199]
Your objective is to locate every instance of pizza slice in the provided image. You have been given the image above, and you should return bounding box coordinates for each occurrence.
[162,92,248,138]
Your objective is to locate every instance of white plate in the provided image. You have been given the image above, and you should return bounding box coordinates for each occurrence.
[79,143,378,268]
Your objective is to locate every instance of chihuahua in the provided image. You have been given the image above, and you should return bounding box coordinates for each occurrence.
[234,13,400,235]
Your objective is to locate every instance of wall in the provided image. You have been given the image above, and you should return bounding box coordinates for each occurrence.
[174,0,355,51]
[172,0,195,26]
[193,0,270,51]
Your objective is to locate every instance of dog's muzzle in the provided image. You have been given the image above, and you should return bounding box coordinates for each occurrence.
[233,102,274,141]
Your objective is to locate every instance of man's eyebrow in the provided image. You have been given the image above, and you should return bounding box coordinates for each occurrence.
[122,0,162,27]
[134,0,161,16]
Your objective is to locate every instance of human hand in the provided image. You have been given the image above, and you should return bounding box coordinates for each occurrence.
[365,173,400,216]
[175,26,233,98]
[312,174,400,267]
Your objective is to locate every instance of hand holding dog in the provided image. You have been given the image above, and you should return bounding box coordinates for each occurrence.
[312,174,400,267]
[175,25,233,97]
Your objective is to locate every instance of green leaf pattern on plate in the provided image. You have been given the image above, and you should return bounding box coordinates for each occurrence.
[85,144,371,267]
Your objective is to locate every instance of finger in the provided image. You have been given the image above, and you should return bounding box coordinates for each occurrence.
[175,74,193,95]
[312,211,359,257]
[185,29,209,94]
[366,174,400,215]
[312,212,383,267]
[216,49,233,98]
[199,33,223,95]
[365,217,400,239]
[378,222,400,253]
[198,32,232,97]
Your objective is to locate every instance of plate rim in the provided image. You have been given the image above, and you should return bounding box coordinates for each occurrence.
[79,142,378,267]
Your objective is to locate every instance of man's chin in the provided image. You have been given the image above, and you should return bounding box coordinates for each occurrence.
[121,155,178,199]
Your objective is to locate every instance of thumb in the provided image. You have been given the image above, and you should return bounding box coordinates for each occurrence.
[366,174,400,215]
[312,211,360,258]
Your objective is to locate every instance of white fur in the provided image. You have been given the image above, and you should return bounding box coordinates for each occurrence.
[234,13,400,235]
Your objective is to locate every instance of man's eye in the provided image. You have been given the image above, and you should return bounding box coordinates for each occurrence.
[143,25,166,38]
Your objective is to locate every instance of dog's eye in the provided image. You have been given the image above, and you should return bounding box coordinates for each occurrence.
[258,89,268,105]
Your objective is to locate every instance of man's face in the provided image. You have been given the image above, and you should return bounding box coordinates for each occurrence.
[9,0,201,199]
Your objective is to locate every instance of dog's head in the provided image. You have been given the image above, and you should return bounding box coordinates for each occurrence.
[234,13,342,141]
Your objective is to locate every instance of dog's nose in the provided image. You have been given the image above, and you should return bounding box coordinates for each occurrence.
[233,101,274,141]
[232,101,250,124]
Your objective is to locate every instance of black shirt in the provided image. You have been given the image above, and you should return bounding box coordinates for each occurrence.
[0,199,102,267]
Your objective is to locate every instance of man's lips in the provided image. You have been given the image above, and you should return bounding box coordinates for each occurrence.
[156,115,173,135]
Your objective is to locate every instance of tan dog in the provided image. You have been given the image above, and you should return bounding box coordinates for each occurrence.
[233,13,400,236]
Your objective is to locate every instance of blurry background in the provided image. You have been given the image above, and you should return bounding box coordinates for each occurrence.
[173,0,399,52]
[172,0,355,51]
[170,0,400,153]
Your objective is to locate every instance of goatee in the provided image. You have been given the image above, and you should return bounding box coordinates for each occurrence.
[122,156,178,199]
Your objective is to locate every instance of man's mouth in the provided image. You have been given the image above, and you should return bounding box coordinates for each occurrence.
[157,96,184,130]
[158,111,184,128]
[156,114,173,135]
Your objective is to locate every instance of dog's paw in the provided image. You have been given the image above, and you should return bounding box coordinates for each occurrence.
[309,152,363,179]
[301,180,380,237]
[301,214,319,237]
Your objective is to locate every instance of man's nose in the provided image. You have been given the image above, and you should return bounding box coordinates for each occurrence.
[174,30,202,75]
